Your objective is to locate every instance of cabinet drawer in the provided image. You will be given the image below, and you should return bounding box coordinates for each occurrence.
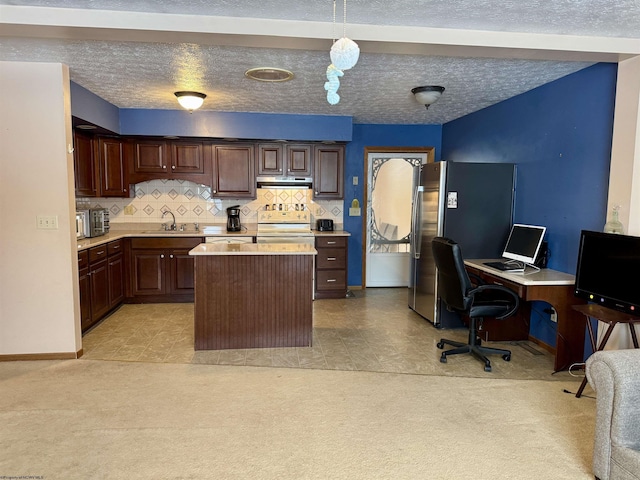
[130,237,203,249]
[316,248,346,269]
[478,272,526,298]
[78,250,89,269]
[316,270,346,290]
[316,236,346,248]
[107,239,123,256]
[89,245,108,263]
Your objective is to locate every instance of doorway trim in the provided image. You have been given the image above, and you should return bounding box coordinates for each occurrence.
[361,146,435,289]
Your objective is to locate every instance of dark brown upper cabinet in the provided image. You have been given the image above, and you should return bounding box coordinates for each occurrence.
[129,139,210,185]
[212,144,256,198]
[73,130,99,197]
[313,145,344,199]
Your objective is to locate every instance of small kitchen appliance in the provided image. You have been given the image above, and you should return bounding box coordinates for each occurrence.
[75,211,88,239]
[226,205,242,232]
[78,208,110,238]
[316,219,334,232]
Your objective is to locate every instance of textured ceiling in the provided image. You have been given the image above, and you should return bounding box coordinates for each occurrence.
[1,1,639,125]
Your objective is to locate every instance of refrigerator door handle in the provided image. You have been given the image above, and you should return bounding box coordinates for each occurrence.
[411,186,423,259]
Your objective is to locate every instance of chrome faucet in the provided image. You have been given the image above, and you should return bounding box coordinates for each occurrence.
[162,210,176,230]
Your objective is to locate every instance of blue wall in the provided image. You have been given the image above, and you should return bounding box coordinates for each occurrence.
[120,109,353,142]
[70,82,120,133]
[345,124,443,286]
[442,63,617,348]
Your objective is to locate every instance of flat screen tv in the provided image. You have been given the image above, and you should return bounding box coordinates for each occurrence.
[502,224,547,265]
[574,230,640,314]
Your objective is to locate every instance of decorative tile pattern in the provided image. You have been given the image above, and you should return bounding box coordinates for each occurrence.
[79,180,345,226]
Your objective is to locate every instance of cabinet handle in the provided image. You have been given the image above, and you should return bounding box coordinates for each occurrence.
[112,245,120,250]
[160,254,165,259]
[327,257,336,261]
[96,250,105,255]
[327,241,336,245]
[327,279,337,282]
[213,189,217,194]
[172,165,176,170]
[170,254,174,259]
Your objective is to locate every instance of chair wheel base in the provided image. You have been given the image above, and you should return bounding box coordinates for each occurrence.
[440,354,447,363]
[484,365,492,372]
[437,342,444,349]
[502,354,511,361]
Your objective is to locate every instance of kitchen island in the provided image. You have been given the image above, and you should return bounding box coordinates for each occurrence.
[189,243,317,350]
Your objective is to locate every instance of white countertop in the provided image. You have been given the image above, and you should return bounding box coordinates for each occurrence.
[189,243,317,256]
[465,259,575,286]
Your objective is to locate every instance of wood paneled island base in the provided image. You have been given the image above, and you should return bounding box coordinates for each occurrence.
[191,243,316,350]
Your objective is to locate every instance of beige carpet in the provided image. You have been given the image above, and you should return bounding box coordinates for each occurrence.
[0,359,595,479]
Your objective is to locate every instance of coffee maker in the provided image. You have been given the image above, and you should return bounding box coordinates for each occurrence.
[226,205,241,232]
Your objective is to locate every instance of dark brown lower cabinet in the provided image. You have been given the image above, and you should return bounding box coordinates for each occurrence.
[128,237,202,302]
[314,235,348,299]
[79,239,124,333]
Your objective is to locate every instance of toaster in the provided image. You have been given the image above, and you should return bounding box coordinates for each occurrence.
[316,219,334,231]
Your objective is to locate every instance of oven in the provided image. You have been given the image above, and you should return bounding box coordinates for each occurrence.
[256,211,315,246]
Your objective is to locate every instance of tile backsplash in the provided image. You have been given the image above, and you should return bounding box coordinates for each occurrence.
[77,179,344,228]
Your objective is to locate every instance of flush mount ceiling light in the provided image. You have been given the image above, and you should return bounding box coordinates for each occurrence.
[245,68,294,82]
[174,91,206,113]
[412,86,445,109]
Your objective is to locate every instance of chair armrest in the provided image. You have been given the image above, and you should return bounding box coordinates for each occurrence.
[468,271,485,286]
[586,349,640,480]
[469,284,520,319]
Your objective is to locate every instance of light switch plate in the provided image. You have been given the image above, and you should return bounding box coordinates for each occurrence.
[352,176,358,185]
[349,207,361,216]
[37,215,58,229]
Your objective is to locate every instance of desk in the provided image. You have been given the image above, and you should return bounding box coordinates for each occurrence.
[573,303,640,397]
[465,259,586,371]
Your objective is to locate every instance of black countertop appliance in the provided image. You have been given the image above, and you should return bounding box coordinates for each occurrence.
[316,219,334,231]
[226,205,241,232]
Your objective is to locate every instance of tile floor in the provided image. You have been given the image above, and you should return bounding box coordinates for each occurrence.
[81,288,581,381]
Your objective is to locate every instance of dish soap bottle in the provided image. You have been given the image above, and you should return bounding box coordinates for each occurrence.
[604,205,624,234]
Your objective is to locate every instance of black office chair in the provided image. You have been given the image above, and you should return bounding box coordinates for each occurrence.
[431,236,520,372]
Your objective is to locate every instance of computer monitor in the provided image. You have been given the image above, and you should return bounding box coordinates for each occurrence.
[502,224,547,265]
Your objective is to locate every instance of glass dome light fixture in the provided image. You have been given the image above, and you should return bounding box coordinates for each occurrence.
[411,86,445,109]
[174,91,206,113]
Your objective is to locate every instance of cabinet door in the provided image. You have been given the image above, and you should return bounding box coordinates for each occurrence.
[168,249,196,294]
[73,131,98,197]
[285,144,312,176]
[313,145,344,199]
[213,145,256,198]
[133,140,168,173]
[78,266,92,332]
[257,144,284,176]
[97,137,129,197]
[89,259,110,320]
[131,249,166,295]
[108,253,124,307]
[171,141,204,174]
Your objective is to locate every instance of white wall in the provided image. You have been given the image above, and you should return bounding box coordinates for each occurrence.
[600,55,640,350]
[608,55,640,236]
[0,62,81,356]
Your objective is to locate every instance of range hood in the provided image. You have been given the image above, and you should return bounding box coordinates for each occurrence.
[256,176,313,189]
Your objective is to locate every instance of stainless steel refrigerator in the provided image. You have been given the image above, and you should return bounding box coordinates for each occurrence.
[408,161,515,327]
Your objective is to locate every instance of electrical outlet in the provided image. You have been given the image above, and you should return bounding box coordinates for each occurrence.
[550,308,557,323]
[37,215,58,229]
[352,176,358,186]
[124,205,135,215]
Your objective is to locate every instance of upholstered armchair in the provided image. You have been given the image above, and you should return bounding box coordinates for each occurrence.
[586,349,640,480]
